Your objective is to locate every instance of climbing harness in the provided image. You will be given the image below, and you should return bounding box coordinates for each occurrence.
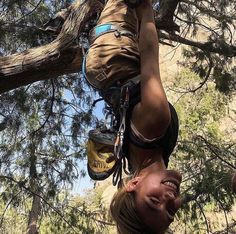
[84,71,140,185]
[98,77,139,186]
[89,23,136,44]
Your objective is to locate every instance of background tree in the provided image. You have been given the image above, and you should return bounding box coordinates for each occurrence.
[0,1,99,233]
[166,69,235,233]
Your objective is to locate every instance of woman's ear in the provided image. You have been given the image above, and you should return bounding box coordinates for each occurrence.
[126,177,141,192]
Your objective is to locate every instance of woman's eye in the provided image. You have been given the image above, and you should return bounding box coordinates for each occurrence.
[150,197,160,205]
[146,197,162,211]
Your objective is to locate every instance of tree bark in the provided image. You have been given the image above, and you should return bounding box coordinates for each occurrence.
[28,192,41,234]
[27,142,40,234]
[155,0,180,32]
[0,0,103,94]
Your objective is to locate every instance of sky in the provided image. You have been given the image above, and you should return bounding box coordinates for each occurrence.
[72,99,105,195]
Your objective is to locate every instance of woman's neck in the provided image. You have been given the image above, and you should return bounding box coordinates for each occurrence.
[137,159,166,177]
[129,146,166,175]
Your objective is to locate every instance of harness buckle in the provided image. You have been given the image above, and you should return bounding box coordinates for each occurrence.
[114,30,121,38]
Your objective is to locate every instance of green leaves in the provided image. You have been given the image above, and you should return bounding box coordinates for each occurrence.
[168,68,235,232]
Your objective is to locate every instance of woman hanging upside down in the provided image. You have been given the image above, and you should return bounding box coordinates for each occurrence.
[83,0,182,233]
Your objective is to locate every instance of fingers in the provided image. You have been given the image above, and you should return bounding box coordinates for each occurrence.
[136,1,153,21]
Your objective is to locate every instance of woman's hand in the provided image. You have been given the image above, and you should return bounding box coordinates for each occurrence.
[136,0,153,21]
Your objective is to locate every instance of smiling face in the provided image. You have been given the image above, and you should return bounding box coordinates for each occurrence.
[127,170,182,234]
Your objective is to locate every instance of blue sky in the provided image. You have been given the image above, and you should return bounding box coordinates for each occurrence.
[73,99,105,195]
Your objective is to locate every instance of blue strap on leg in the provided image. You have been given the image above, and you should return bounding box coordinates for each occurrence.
[94,24,113,35]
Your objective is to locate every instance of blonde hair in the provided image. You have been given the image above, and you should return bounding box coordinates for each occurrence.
[110,179,156,234]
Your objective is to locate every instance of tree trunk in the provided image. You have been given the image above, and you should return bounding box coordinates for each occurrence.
[28,192,41,234]
[27,142,41,234]
[0,0,103,94]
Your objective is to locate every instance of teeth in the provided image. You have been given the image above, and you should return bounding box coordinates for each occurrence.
[164,181,177,190]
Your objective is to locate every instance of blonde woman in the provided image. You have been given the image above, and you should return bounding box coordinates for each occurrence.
[83,0,182,233]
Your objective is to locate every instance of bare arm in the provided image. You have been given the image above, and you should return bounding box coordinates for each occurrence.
[131,1,171,139]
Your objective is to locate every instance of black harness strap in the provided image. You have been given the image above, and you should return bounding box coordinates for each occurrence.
[127,102,179,168]
[98,77,140,186]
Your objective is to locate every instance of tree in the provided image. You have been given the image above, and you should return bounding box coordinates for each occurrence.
[0,0,102,94]
[0,185,114,234]
[167,69,236,233]
[0,78,97,233]
[0,1,99,233]
[0,0,235,233]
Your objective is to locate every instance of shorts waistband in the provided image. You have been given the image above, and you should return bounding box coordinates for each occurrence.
[99,75,140,108]
[89,23,136,44]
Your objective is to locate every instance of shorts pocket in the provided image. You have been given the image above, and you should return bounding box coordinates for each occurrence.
[85,47,108,89]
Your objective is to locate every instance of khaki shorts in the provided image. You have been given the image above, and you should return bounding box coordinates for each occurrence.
[84,0,140,90]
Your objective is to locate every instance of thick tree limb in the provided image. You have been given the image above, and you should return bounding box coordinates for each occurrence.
[155,0,180,32]
[0,0,103,94]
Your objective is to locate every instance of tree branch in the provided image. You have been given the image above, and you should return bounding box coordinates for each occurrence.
[159,31,236,57]
[14,0,44,24]
[213,221,236,234]
[195,199,210,234]
[197,135,236,169]
[0,191,22,227]
[0,0,103,94]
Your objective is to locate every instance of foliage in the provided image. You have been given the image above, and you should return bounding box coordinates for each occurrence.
[0,71,101,228]
[0,187,112,234]
[40,188,113,234]
[167,69,236,233]
[0,1,102,232]
[177,0,236,94]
